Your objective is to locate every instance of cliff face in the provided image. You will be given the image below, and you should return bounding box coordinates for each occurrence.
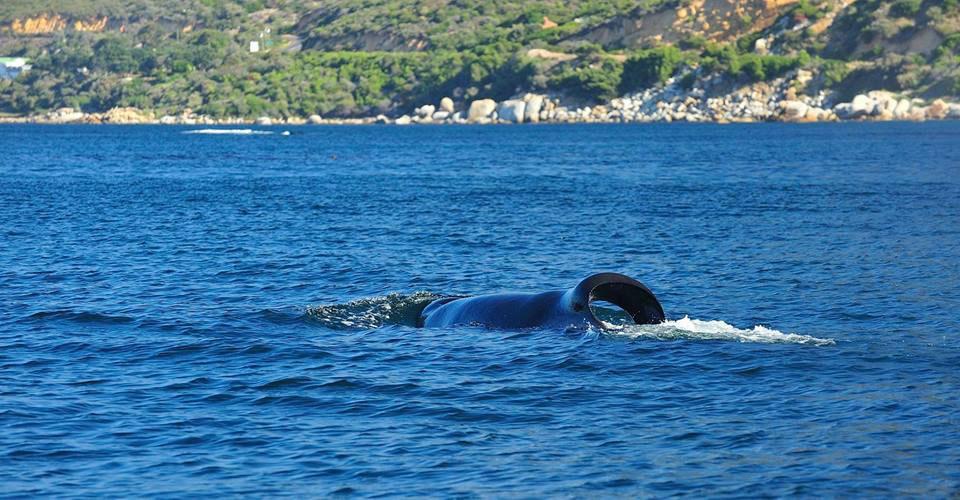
[576,0,800,48]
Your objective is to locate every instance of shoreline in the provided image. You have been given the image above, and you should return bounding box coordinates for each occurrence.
[2,116,957,125]
[4,75,959,126]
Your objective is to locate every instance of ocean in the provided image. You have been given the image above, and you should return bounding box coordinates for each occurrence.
[1,123,958,496]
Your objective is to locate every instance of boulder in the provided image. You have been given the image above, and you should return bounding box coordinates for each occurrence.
[394,115,412,125]
[834,103,857,120]
[375,114,390,124]
[804,107,828,122]
[851,94,873,117]
[524,95,544,123]
[256,116,273,126]
[440,97,455,114]
[780,100,808,122]
[926,99,948,120]
[467,99,497,122]
[103,107,152,124]
[754,38,769,54]
[947,103,960,119]
[432,110,450,121]
[416,105,436,118]
[893,99,912,119]
[308,114,323,124]
[872,91,898,115]
[159,115,178,125]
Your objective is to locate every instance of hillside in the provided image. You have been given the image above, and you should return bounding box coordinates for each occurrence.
[0,0,957,119]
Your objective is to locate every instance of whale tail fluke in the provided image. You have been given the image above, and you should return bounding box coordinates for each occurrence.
[571,273,665,325]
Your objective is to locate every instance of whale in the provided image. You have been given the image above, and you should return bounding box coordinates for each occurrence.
[418,272,665,329]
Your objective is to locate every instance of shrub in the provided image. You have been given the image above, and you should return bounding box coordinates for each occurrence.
[820,59,850,88]
[889,0,922,18]
[554,59,623,101]
[619,45,683,93]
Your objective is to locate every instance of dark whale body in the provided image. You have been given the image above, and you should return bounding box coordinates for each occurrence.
[418,273,665,329]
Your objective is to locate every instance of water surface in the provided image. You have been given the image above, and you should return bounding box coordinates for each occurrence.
[1,123,958,496]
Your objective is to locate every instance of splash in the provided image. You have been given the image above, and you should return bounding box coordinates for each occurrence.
[304,292,442,329]
[608,315,835,346]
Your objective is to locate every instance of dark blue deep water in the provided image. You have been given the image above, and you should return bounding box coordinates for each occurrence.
[1,123,959,497]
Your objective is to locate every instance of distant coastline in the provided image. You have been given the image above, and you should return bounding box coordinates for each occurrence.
[4,75,958,126]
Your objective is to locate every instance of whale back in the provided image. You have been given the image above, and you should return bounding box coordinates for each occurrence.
[419,273,665,329]
[419,291,565,328]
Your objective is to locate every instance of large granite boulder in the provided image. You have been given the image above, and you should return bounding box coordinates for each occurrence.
[440,97,455,113]
[496,100,526,123]
[835,94,873,120]
[416,105,435,118]
[524,95,544,123]
[893,99,912,119]
[467,99,497,122]
[926,99,948,120]
[947,103,960,119]
[780,100,808,122]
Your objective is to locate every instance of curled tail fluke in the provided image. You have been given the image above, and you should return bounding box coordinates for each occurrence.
[570,273,665,325]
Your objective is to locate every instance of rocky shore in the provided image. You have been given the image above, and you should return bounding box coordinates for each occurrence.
[4,70,959,126]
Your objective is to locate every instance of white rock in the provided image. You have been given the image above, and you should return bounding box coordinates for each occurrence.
[781,100,809,121]
[524,95,544,123]
[256,116,273,126]
[947,104,960,119]
[432,111,450,121]
[894,99,912,118]
[416,105,435,118]
[308,114,323,124]
[467,99,497,122]
[440,97,455,114]
[394,115,412,125]
[851,94,873,117]
[496,100,526,123]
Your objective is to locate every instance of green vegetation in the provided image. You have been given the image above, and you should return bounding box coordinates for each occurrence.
[551,57,623,100]
[0,0,957,117]
[620,46,683,92]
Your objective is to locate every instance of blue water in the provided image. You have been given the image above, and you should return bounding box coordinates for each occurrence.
[1,123,959,496]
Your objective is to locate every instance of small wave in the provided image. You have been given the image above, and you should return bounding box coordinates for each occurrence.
[304,292,442,329]
[182,129,273,135]
[609,315,835,346]
[24,310,134,324]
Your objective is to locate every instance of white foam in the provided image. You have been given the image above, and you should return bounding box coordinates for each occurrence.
[182,129,273,135]
[611,315,835,346]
